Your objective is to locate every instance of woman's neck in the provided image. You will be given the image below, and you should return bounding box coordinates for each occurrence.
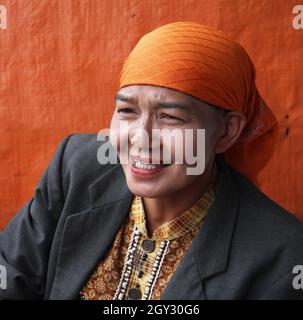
[142,159,215,237]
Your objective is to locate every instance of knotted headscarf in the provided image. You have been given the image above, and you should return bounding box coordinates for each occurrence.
[118,22,278,183]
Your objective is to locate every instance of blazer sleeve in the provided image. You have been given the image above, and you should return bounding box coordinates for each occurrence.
[0,134,74,299]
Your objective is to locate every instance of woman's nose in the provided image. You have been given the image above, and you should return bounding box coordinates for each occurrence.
[130,117,154,149]
[130,128,151,150]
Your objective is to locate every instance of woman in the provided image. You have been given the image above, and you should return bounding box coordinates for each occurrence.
[0,22,302,300]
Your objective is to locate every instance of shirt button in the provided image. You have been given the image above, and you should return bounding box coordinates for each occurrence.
[142,239,155,253]
[128,288,142,300]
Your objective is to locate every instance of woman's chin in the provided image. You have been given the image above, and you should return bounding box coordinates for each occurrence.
[127,182,163,198]
[122,164,181,198]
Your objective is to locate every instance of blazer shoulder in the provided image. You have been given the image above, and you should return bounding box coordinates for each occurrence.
[61,133,115,173]
[229,166,303,246]
[57,133,118,200]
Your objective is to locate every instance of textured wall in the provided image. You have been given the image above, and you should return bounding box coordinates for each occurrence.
[0,0,302,228]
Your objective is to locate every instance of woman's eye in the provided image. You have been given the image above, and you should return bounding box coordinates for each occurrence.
[161,114,183,122]
[117,108,134,114]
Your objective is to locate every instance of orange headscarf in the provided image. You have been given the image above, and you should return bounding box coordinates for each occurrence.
[118,22,278,184]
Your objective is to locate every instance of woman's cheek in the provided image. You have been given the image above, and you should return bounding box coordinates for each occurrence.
[110,116,130,150]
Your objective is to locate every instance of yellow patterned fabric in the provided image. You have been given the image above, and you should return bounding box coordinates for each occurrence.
[80,165,218,300]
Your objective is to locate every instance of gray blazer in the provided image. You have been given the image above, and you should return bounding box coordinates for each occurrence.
[0,133,303,300]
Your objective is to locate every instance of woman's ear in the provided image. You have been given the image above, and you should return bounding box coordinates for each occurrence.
[215,110,246,154]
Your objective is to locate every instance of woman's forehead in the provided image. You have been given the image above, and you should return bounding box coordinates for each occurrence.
[118,85,192,102]
[117,84,218,117]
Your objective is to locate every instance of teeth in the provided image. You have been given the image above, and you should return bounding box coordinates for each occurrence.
[133,160,163,170]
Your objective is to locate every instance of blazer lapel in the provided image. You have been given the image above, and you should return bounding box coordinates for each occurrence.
[49,164,134,300]
[161,157,240,300]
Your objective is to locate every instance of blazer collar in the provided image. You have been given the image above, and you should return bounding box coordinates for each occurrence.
[195,156,240,279]
[49,156,239,300]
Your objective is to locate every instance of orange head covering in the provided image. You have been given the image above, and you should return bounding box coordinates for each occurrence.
[118,22,278,184]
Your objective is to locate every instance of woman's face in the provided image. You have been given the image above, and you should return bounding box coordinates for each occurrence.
[110,85,224,198]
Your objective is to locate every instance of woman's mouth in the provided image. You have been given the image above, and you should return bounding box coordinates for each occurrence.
[131,159,171,176]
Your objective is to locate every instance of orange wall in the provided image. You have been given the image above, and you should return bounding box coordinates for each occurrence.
[0,0,303,229]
